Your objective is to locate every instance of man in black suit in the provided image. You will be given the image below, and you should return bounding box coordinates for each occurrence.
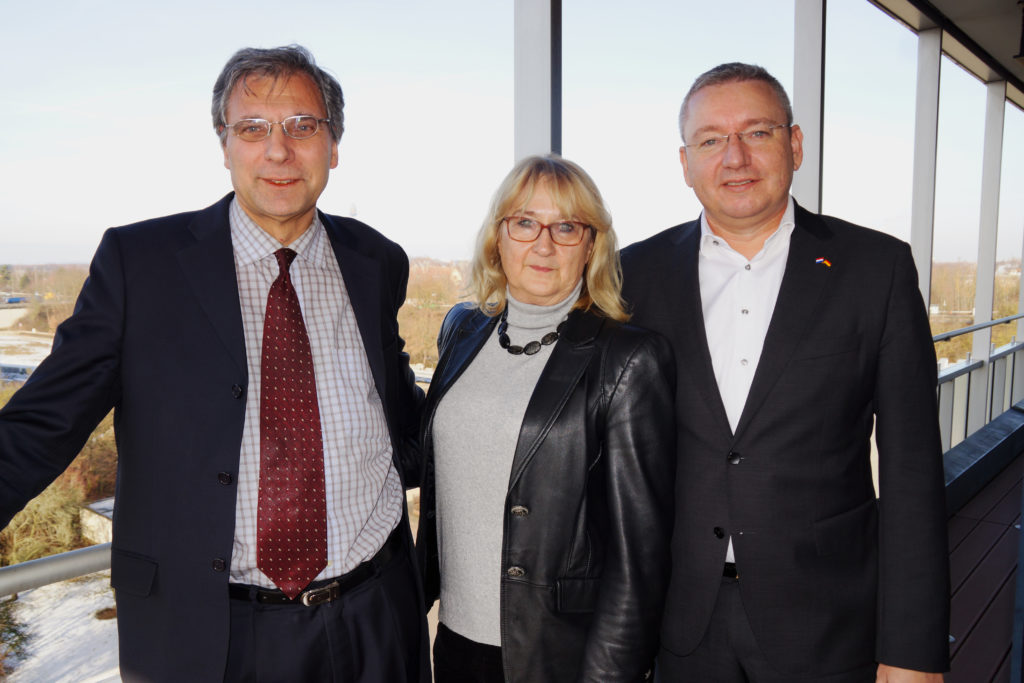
[0,45,429,682]
[620,63,949,682]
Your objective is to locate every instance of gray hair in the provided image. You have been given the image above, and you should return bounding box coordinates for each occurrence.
[212,45,344,142]
[678,62,793,141]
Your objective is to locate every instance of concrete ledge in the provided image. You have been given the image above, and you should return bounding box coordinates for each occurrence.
[944,401,1024,515]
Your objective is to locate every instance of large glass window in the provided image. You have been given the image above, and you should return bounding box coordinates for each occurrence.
[0,0,512,265]
[929,56,986,364]
[562,0,794,248]
[821,0,918,242]
[994,102,1024,326]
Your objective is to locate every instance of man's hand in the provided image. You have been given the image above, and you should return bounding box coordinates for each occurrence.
[876,663,944,682]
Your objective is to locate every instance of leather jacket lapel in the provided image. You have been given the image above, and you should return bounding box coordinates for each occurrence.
[507,310,602,490]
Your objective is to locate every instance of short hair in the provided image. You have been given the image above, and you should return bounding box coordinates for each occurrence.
[212,45,344,143]
[467,155,628,322]
[678,62,793,140]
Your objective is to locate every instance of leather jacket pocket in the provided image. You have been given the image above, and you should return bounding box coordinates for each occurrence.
[555,576,600,614]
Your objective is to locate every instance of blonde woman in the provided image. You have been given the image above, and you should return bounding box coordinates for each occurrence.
[416,155,676,682]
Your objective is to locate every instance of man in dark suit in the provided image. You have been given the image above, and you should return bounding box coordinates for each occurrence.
[620,63,949,682]
[0,45,429,682]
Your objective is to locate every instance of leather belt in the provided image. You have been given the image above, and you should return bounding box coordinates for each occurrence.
[229,528,403,606]
[722,562,739,579]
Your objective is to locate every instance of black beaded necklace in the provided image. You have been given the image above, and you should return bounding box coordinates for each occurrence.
[496,307,566,356]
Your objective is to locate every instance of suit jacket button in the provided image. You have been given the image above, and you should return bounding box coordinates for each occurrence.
[727,451,742,465]
[713,527,725,539]
[506,566,525,578]
[231,384,244,399]
[217,472,233,485]
[510,505,529,517]
[211,558,226,572]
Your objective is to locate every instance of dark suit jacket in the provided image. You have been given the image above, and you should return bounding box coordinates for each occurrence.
[0,193,427,682]
[620,203,950,676]
[416,305,676,682]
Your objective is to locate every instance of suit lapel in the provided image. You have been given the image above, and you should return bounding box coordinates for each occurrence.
[733,206,834,440]
[321,214,386,401]
[507,310,601,490]
[176,195,247,376]
[671,221,734,441]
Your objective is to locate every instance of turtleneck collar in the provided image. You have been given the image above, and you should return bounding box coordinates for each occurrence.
[504,280,583,332]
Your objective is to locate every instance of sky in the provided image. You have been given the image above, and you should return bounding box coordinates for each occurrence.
[0,0,1021,266]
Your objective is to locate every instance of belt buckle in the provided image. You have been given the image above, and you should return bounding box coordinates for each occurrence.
[300,581,338,607]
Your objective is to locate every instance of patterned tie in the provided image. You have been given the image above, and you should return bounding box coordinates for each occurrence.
[257,248,327,599]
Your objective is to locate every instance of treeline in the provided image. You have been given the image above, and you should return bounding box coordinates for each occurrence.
[930,260,1022,365]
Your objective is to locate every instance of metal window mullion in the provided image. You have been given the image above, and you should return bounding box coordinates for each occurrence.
[792,0,825,213]
[911,28,941,307]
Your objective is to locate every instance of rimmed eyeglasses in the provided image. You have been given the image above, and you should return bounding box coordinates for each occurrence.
[683,123,792,157]
[224,116,331,142]
[503,216,593,247]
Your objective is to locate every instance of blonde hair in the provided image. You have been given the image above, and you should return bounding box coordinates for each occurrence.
[467,154,628,321]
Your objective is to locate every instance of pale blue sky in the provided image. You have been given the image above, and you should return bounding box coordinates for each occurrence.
[0,0,1020,265]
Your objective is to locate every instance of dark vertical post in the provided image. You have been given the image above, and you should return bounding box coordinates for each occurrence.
[550,0,562,155]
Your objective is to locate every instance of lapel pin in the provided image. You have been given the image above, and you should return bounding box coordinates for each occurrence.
[815,257,832,268]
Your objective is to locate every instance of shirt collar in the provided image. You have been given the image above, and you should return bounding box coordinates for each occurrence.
[228,197,327,269]
[698,196,796,260]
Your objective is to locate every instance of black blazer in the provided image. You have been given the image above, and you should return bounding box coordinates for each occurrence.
[416,305,676,682]
[0,194,427,682]
[620,203,950,676]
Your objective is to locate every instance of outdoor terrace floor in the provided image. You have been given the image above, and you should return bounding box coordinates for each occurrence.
[947,451,1024,682]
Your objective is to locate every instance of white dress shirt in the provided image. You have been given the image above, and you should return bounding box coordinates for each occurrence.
[699,197,796,562]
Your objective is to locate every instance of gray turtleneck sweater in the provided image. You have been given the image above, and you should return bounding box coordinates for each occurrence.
[432,283,581,646]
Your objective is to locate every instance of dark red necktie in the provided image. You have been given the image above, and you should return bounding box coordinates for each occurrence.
[257,248,327,599]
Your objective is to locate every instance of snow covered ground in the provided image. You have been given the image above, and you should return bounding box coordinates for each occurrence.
[0,329,52,366]
[6,570,119,682]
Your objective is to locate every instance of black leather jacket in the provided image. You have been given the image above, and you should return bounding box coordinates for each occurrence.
[416,304,676,682]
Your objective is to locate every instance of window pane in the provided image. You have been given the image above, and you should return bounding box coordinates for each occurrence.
[562,0,794,249]
[0,1,512,264]
[929,57,986,364]
[822,0,917,242]
[997,102,1024,326]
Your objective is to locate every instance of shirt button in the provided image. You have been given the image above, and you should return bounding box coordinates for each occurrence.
[740,359,749,366]
[744,264,751,271]
[741,308,749,315]
[713,527,725,539]
[211,558,227,572]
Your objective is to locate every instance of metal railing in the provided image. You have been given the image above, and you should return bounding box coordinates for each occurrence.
[935,313,1024,451]
[0,543,110,596]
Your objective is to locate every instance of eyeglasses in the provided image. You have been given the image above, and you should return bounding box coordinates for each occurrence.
[503,216,593,246]
[683,123,792,157]
[224,115,331,142]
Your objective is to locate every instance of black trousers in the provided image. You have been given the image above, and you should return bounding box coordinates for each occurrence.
[433,622,504,683]
[224,540,429,683]
[655,577,877,683]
